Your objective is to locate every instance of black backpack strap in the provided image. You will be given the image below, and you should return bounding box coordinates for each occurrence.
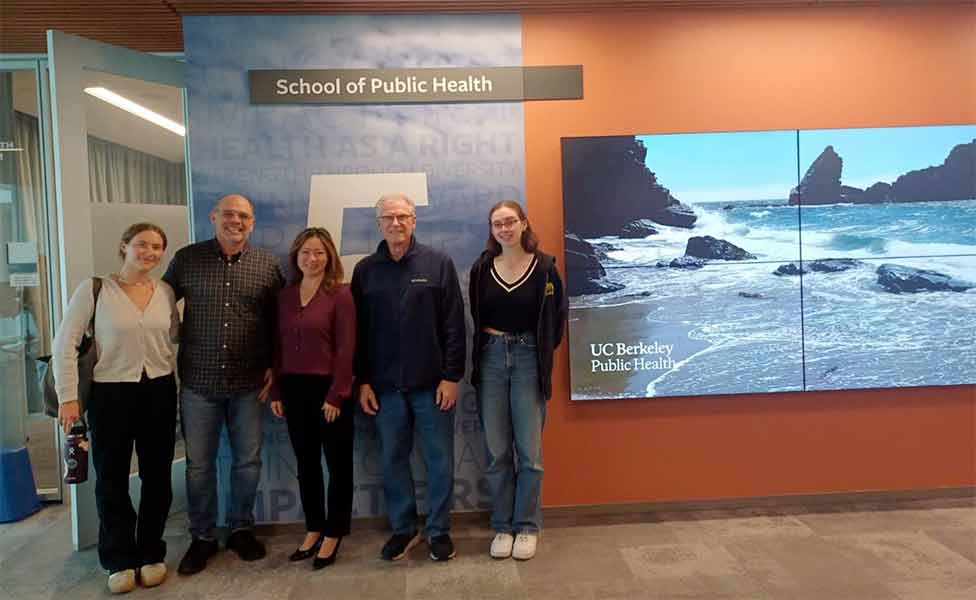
[88,276,102,333]
[92,276,102,304]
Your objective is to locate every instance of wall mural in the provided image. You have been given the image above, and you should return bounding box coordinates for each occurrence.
[563,125,976,400]
[183,14,525,523]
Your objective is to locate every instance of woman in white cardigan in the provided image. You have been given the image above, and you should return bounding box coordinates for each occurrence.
[53,222,179,594]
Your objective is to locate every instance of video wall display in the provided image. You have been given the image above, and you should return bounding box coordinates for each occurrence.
[562,125,976,400]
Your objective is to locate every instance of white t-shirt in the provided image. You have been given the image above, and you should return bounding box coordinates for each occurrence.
[52,277,179,403]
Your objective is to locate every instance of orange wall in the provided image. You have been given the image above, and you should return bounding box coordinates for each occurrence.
[522,5,976,507]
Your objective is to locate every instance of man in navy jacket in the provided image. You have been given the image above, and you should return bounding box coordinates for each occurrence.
[352,193,465,563]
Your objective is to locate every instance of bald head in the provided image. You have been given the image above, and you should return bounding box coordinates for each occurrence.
[210,193,256,253]
[214,194,255,214]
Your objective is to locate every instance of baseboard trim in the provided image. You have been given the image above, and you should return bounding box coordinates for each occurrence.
[253,485,974,536]
[542,486,975,524]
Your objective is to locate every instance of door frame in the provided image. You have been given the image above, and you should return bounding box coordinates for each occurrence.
[46,30,189,550]
[0,57,64,502]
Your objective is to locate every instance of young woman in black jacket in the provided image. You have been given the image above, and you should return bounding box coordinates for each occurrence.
[468,200,567,561]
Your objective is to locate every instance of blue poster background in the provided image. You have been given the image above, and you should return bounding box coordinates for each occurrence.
[182,15,525,523]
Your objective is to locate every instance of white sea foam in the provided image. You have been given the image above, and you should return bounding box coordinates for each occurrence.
[645,340,728,397]
[573,199,976,396]
[591,206,802,265]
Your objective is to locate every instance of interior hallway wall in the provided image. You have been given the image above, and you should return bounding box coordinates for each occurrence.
[522,4,976,507]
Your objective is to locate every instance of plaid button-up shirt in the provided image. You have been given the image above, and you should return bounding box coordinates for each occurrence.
[164,238,285,395]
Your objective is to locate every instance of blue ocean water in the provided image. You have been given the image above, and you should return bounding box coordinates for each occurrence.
[570,199,976,397]
[799,199,976,258]
[592,199,976,269]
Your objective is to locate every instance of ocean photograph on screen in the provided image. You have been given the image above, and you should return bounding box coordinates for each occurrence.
[563,130,805,400]
[796,125,976,391]
[562,124,976,401]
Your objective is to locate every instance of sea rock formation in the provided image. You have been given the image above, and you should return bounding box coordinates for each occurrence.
[562,136,697,237]
[619,219,660,238]
[790,139,976,205]
[685,236,756,261]
[773,258,866,276]
[886,139,976,202]
[789,146,843,205]
[839,185,865,204]
[862,182,892,203]
[657,256,706,270]
[809,258,866,273]
[876,264,973,293]
[564,233,625,296]
[591,242,620,261]
[773,263,804,276]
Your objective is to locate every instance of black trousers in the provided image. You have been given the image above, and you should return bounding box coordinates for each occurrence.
[280,375,354,537]
[88,372,177,572]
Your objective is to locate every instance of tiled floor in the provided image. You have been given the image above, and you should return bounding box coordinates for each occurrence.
[0,497,973,599]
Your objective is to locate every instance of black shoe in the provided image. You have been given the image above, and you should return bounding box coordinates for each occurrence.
[312,537,342,570]
[428,534,456,562]
[177,538,219,576]
[226,529,266,561]
[380,531,420,561]
[288,534,323,562]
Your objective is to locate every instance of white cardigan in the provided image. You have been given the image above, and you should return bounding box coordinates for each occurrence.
[52,277,179,404]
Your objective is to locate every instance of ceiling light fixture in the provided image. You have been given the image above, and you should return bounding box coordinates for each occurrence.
[83,87,185,136]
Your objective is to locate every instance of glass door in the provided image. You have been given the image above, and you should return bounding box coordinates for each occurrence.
[46,30,190,550]
[0,59,62,509]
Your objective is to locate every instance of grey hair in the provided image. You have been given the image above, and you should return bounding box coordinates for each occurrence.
[212,194,255,214]
[375,193,416,217]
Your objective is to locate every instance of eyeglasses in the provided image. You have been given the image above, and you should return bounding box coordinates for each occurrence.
[219,209,254,222]
[378,213,416,225]
[491,217,523,230]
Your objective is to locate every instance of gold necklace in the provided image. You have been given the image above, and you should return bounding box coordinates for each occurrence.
[115,273,149,287]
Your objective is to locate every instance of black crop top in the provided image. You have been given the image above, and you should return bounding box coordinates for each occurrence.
[480,256,543,333]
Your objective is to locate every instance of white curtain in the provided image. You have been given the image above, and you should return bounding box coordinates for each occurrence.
[12,111,51,358]
[88,135,186,205]
[11,111,188,354]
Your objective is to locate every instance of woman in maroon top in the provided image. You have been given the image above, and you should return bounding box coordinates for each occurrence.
[270,227,356,570]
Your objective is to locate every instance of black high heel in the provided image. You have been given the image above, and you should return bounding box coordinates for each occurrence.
[289,534,323,562]
[312,537,342,570]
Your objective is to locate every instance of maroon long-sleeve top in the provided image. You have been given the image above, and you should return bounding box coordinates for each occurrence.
[273,283,356,408]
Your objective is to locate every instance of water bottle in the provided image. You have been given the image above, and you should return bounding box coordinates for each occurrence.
[64,420,90,484]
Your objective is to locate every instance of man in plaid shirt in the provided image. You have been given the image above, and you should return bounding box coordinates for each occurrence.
[164,194,285,576]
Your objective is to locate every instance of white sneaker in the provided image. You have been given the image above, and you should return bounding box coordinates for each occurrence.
[107,569,136,594]
[512,532,538,560]
[139,562,167,587]
[489,532,514,559]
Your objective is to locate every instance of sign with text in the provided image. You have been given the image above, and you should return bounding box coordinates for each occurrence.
[249,66,582,104]
[186,13,528,523]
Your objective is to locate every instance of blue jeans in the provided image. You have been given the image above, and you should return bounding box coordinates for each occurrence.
[180,386,264,539]
[374,388,455,538]
[477,332,546,534]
